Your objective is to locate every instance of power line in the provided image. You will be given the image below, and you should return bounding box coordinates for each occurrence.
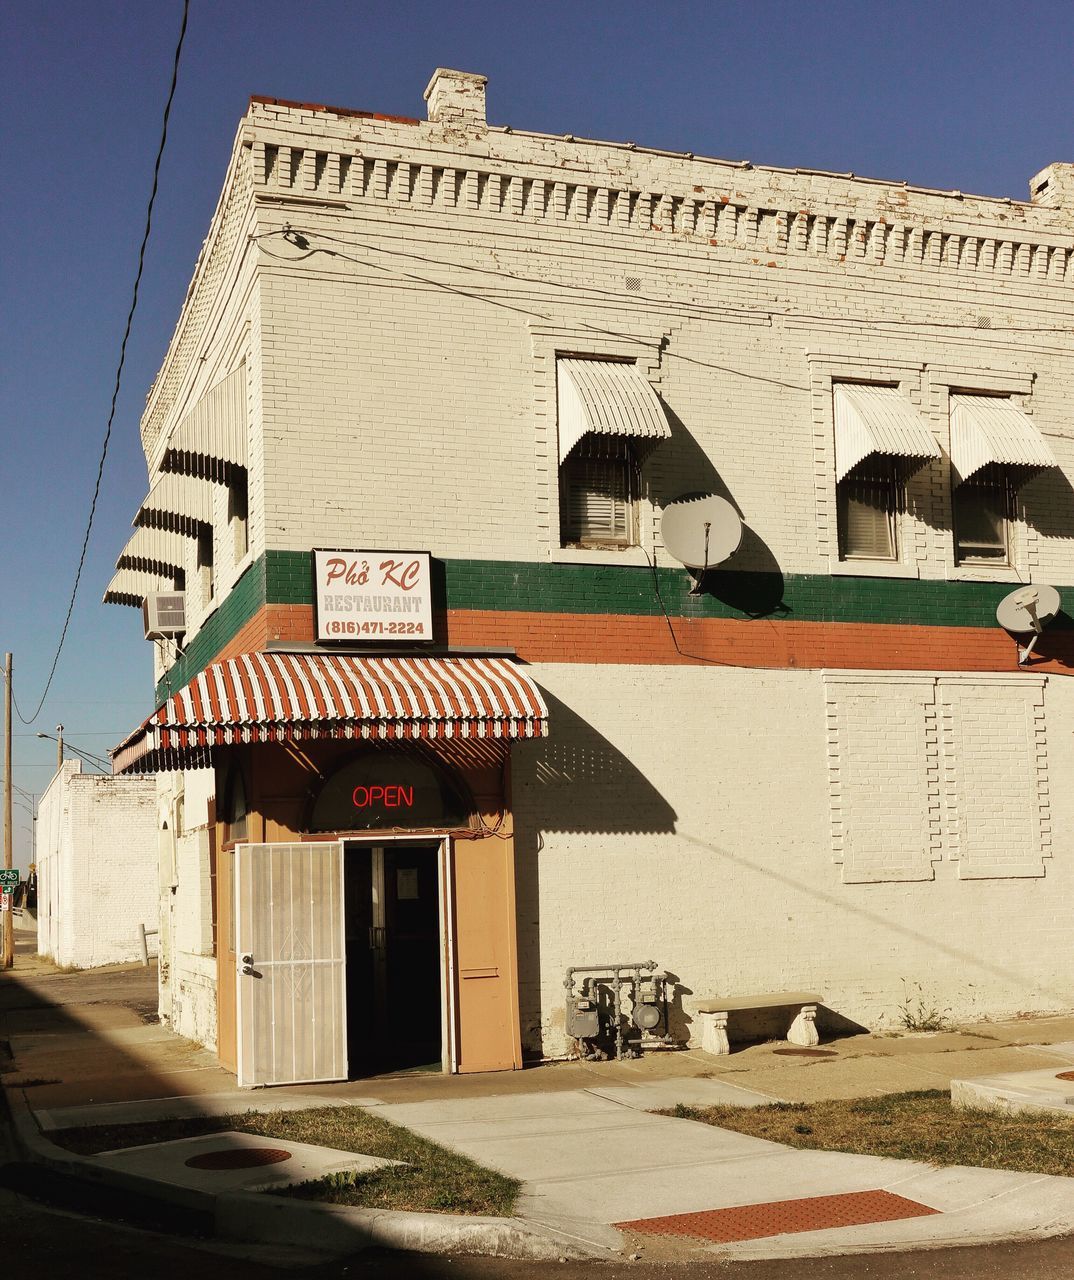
[13,0,190,726]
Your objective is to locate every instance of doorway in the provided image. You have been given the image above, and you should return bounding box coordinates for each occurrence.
[345,841,445,1075]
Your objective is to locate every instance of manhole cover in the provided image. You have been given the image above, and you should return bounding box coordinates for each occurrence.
[1056,1070,1074,1082]
[185,1147,293,1170]
[772,1047,837,1058]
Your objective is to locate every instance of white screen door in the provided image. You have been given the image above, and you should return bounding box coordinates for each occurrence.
[235,841,347,1087]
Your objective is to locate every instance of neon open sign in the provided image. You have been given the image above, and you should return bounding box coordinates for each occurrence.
[352,785,414,810]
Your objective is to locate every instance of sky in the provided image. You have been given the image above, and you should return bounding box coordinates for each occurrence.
[2,0,1072,867]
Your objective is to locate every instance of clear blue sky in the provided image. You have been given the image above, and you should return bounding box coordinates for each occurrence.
[2,0,1072,866]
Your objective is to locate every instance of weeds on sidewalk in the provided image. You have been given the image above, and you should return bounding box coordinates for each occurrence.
[665,1090,1074,1178]
[897,982,953,1033]
[50,1105,519,1216]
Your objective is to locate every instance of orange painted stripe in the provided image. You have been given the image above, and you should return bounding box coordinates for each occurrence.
[215,603,1074,675]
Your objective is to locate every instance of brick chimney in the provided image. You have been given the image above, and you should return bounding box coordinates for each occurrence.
[423,68,487,127]
[1029,163,1074,210]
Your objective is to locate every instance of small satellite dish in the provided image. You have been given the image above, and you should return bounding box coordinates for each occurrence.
[661,495,743,573]
[996,584,1061,664]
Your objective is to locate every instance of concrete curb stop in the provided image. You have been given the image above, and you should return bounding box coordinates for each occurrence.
[1,1083,599,1260]
[216,1189,595,1260]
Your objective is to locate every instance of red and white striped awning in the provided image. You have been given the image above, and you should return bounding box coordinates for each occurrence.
[112,652,549,774]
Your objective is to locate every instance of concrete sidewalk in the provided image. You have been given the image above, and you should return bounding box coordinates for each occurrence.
[2,936,1073,1261]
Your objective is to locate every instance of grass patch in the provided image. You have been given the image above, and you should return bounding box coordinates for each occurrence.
[664,1090,1074,1178]
[50,1106,519,1217]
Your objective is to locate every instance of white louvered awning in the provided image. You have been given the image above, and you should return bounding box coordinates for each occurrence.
[117,526,190,574]
[104,566,180,607]
[834,384,941,481]
[111,652,549,773]
[162,366,248,481]
[557,358,672,463]
[949,394,1058,485]
[134,472,218,531]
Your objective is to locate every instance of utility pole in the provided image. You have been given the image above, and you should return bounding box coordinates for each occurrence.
[55,723,64,773]
[3,653,13,970]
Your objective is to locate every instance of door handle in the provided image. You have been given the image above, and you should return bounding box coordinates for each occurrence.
[240,952,255,975]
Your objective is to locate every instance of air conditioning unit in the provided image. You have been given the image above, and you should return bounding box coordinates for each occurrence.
[143,592,187,640]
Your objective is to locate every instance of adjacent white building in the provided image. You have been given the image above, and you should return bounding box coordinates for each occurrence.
[36,761,158,969]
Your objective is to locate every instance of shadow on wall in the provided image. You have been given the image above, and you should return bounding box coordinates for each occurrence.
[650,403,789,618]
[1019,465,1074,540]
[1028,609,1074,670]
[513,689,678,837]
[511,688,678,1057]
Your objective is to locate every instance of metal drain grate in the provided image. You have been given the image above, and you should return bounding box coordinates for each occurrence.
[185,1147,293,1170]
[1056,1070,1074,1082]
[618,1189,939,1243]
[772,1047,837,1057]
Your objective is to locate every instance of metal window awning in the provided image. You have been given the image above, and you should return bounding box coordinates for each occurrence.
[134,471,218,532]
[834,384,941,481]
[111,652,550,773]
[557,358,672,463]
[949,394,1058,485]
[104,566,181,607]
[162,367,248,482]
[116,526,190,575]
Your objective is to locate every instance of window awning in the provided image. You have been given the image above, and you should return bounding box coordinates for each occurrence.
[111,652,549,773]
[104,566,181,607]
[557,359,672,463]
[162,367,248,482]
[834,384,941,481]
[116,526,190,575]
[134,471,218,532]
[949,394,1058,485]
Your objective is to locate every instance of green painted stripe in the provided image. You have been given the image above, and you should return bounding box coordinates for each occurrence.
[156,549,1071,701]
[155,556,266,702]
[267,549,1073,630]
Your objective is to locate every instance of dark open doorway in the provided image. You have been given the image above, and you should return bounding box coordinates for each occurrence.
[344,840,443,1075]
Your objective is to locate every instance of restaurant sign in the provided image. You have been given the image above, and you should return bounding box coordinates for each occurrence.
[313,549,433,643]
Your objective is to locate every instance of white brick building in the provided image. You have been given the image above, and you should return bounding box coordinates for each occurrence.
[107,70,1074,1084]
[36,761,157,970]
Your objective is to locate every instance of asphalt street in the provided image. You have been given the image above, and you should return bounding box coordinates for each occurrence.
[1,1185,1074,1280]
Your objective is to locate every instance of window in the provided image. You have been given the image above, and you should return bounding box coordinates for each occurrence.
[830,383,938,569]
[560,436,638,548]
[222,764,248,843]
[837,456,901,561]
[953,465,1012,564]
[229,472,249,561]
[554,356,670,552]
[197,527,214,602]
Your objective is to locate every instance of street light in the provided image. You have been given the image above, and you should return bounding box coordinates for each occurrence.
[37,724,63,772]
[36,728,110,774]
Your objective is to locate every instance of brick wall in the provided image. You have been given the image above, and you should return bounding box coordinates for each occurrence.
[35,763,157,969]
[515,663,1074,1056]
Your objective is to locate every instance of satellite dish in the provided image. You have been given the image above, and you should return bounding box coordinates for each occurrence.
[996,584,1061,664]
[661,495,743,572]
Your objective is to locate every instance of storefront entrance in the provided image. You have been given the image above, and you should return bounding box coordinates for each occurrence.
[345,841,444,1075]
[231,838,450,1087]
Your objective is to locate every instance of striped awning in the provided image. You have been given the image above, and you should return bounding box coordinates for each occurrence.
[111,652,549,773]
[116,525,190,575]
[104,566,181,607]
[557,358,671,463]
[834,384,940,481]
[162,366,248,482]
[134,472,218,533]
[950,394,1058,484]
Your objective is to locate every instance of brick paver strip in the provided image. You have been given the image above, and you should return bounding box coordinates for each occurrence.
[617,1189,939,1243]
